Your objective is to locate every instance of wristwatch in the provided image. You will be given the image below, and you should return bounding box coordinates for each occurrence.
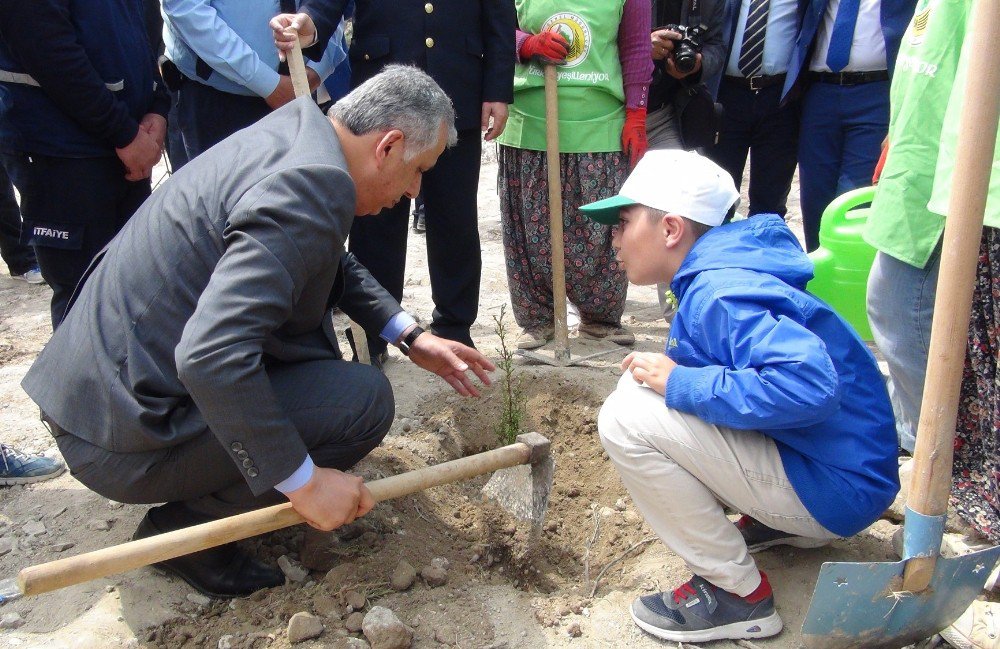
[397,326,426,357]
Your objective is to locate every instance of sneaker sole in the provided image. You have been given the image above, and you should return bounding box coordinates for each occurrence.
[0,466,65,485]
[631,608,783,643]
[747,537,832,553]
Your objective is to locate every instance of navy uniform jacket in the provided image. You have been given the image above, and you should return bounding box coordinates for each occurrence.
[303,0,515,131]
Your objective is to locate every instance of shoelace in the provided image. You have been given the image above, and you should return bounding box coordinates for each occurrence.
[672,581,699,604]
[0,444,30,471]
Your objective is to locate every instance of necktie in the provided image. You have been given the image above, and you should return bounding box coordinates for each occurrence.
[738,0,770,77]
[826,0,861,72]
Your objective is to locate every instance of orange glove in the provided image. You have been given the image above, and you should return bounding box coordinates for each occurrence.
[622,107,648,169]
[519,31,569,64]
[872,139,889,185]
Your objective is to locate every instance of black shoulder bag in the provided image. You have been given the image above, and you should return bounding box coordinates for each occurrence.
[672,0,725,150]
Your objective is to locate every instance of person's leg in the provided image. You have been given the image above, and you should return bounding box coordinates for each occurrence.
[646,104,685,151]
[2,153,150,327]
[866,249,939,454]
[0,162,37,277]
[348,201,410,358]
[797,82,844,252]
[175,80,271,159]
[835,81,889,197]
[599,374,837,596]
[746,87,800,218]
[421,129,482,347]
[706,80,753,194]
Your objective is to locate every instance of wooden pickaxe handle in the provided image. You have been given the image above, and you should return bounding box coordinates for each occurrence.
[285,28,311,99]
[15,435,547,598]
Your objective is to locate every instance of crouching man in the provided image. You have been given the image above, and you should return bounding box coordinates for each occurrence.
[582,150,899,643]
[21,65,494,599]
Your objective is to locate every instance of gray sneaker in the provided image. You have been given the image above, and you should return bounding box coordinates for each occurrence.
[630,574,783,643]
[736,515,831,553]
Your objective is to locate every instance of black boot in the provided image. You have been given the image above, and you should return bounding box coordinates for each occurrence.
[134,503,285,598]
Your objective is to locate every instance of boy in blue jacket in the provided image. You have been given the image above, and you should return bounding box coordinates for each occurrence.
[583,150,899,643]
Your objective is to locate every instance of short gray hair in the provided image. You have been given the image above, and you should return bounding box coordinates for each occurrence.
[330,64,458,161]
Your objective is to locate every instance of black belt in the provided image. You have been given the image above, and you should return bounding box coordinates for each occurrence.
[723,74,787,91]
[809,70,889,85]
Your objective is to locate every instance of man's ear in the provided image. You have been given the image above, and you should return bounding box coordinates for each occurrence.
[374,129,405,167]
[661,213,685,247]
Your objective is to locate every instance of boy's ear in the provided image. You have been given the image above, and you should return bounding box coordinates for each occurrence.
[661,213,685,247]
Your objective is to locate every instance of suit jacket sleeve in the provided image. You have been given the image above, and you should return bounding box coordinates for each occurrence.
[299,0,349,61]
[480,0,516,103]
[174,164,353,495]
[697,0,730,84]
[336,252,406,337]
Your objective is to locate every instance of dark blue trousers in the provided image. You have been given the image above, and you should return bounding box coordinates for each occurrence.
[707,78,801,218]
[798,80,890,252]
[0,162,36,276]
[175,79,271,160]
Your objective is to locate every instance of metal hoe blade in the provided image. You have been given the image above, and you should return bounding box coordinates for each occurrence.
[801,546,1000,648]
[481,433,554,533]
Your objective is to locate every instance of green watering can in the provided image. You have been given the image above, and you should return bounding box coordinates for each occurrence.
[806,186,878,341]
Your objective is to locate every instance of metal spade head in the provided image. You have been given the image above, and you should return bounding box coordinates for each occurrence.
[801,545,1000,648]
[481,432,554,532]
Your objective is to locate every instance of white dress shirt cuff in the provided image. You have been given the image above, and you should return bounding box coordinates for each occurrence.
[274,455,315,494]
[380,311,418,345]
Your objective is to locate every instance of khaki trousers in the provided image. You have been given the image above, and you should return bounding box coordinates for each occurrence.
[598,373,838,595]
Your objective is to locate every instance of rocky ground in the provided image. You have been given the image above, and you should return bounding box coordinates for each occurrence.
[0,151,970,649]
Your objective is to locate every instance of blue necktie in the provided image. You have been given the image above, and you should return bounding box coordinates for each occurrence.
[826,0,860,72]
[738,0,770,77]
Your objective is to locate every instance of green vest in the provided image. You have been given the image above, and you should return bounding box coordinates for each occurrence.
[497,0,626,153]
[864,0,998,268]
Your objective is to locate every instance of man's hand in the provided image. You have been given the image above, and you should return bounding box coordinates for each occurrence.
[266,75,297,110]
[651,28,679,61]
[139,113,167,149]
[482,102,509,141]
[115,127,162,181]
[621,351,677,396]
[407,332,495,397]
[285,466,374,531]
[270,12,317,62]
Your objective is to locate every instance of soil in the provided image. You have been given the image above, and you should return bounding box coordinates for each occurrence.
[0,154,917,649]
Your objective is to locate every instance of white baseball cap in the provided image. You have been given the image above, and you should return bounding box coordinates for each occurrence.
[580,150,740,226]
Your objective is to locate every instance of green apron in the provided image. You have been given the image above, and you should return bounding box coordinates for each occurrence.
[497,0,626,153]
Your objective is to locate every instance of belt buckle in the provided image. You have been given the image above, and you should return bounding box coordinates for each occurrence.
[749,75,764,91]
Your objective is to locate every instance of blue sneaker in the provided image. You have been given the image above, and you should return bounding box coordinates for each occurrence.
[630,574,783,643]
[0,444,65,485]
[11,266,44,284]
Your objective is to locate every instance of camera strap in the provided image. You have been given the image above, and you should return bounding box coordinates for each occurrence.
[688,0,703,28]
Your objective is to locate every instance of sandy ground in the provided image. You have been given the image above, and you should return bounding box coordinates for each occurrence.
[0,151,916,649]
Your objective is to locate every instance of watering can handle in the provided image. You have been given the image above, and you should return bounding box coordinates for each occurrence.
[818,186,877,238]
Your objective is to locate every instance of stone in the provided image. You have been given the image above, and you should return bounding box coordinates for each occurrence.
[45,506,67,520]
[287,612,324,644]
[218,635,235,649]
[313,593,343,620]
[22,521,46,536]
[362,606,413,649]
[107,500,124,509]
[345,590,367,610]
[389,560,417,592]
[0,613,25,629]
[186,593,212,607]
[420,565,448,588]
[0,537,13,556]
[49,542,74,552]
[614,498,628,511]
[567,622,582,638]
[599,506,616,518]
[324,562,358,587]
[277,555,309,582]
[344,612,365,633]
[331,639,370,649]
[430,557,451,571]
[88,519,112,531]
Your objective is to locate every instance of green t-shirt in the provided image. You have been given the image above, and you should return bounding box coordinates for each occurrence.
[863,0,972,267]
[926,31,1000,223]
[497,0,626,153]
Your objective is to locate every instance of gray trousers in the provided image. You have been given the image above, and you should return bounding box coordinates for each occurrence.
[53,360,394,517]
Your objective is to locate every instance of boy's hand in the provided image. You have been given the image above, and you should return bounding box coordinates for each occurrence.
[622,352,677,396]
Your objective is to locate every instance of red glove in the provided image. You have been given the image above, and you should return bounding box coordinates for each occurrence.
[622,107,648,169]
[519,31,569,63]
[872,140,889,185]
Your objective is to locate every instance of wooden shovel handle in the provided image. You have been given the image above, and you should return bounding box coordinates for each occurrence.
[285,28,311,98]
[16,441,533,597]
[543,64,570,361]
[902,0,1000,592]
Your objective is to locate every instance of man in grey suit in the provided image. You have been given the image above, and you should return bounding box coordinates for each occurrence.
[21,65,494,598]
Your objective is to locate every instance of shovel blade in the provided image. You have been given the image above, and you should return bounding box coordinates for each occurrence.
[801,545,1000,648]
[481,454,554,530]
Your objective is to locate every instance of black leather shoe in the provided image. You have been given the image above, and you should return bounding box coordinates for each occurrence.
[134,503,285,599]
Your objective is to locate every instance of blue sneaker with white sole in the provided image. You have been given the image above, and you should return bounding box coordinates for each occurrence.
[630,574,783,643]
[0,444,65,485]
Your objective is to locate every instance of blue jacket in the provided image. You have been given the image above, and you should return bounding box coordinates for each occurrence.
[0,0,168,158]
[665,215,898,536]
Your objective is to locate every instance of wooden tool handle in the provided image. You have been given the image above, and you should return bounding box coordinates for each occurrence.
[17,441,532,597]
[902,0,1000,592]
[543,64,570,362]
[286,29,311,98]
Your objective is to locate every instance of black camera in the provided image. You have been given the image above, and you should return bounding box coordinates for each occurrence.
[663,23,706,75]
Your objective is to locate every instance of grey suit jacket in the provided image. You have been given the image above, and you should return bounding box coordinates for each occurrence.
[22,98,401,496]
